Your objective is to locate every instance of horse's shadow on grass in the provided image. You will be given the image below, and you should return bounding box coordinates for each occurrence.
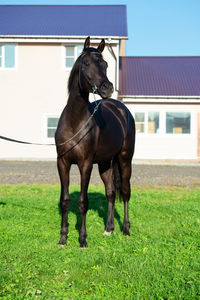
[58,191,123,237]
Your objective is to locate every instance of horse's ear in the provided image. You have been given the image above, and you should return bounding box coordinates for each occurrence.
[97,39,105,53]
[84,36,90,51]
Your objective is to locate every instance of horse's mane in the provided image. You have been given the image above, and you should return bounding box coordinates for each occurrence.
[68,56,81,93]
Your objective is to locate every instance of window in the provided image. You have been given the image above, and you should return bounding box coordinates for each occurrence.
[166,112,191,134]
[133,110,192,135]
[47,117,59,138]
[65,45,83,68]
[0,44,16,69]
[65,46,75,68]
[135,112,145,133]
[134,112,160,134]
[148,112,160,134]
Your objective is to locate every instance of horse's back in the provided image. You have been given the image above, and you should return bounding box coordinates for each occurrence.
[91,99,135,162]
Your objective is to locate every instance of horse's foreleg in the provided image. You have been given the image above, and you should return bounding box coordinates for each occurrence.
[57,158,71,245]
[78,161,93,247]
[98,161,115,234]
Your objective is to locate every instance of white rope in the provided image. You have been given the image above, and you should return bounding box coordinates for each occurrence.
[0,93,102,147]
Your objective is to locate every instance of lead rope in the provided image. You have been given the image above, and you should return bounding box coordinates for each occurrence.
[56,93,101,147]
[0,91,102,147]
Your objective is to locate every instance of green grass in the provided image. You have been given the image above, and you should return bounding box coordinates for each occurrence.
[0,185,200,299]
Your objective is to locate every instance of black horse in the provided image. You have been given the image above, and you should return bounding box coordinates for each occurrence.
[55,37,135,247]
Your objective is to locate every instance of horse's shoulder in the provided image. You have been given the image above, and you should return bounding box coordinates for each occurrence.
[102,99,131,115]
[89,99,132,121]
[103,98,126,108]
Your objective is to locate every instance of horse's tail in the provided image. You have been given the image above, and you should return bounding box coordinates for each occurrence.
[112,157,123,201]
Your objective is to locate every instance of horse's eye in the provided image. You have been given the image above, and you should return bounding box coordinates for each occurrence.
[94,56,101,63]
[84,60,89,66]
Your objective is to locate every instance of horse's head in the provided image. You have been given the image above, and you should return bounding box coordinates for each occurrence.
[79,37,114,99]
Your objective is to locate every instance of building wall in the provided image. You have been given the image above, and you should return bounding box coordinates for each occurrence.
[198,112,200,158]
[0,41,118,159]
[119,39,126,56]
[125,101,200,159]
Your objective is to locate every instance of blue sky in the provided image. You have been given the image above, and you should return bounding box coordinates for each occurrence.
[1,0,200,56]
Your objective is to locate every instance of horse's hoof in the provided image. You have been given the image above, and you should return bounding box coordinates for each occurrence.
[123,230,130,236]
[80,241,88,248]
[103,231,112,236]
[58,236,66,245]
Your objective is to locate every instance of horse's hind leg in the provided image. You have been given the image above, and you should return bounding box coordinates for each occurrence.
[78,161,93,247]
[118,156,132,236]
[57,158,71,245]
[98,161,115,234]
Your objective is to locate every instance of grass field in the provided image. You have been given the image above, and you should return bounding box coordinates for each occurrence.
[0,185,200,299]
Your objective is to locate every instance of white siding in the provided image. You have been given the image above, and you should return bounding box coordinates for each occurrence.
[126,103,199,159]
[0,41,118,159]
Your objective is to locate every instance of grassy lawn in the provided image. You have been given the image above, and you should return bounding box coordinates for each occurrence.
[0,185,199,299]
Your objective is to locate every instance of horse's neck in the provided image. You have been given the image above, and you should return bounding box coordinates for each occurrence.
[66,83,90,126]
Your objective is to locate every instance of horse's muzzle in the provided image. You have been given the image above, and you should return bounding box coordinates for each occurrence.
[99,81,114,99]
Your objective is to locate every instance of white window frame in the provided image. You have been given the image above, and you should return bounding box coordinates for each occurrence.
[0,43,17,70]
[62,44,83,70]
[133,109,193,136]
[134,111,160,135]
[134,112,146,134]
[44,115,59,141]
[165,111,192,136]
[147,111,160,134]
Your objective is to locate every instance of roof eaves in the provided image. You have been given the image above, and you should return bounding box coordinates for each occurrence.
[0,35,128,40]
[119,95,200,100]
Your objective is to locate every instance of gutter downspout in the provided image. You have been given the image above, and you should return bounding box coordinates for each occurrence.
[107,38,119,93]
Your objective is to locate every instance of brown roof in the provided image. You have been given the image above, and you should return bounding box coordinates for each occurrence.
[119,56,200,96]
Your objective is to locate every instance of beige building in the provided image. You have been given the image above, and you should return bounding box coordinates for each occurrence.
[1,5,200,160]
[118,57,200,160]
[0,5,127,159]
